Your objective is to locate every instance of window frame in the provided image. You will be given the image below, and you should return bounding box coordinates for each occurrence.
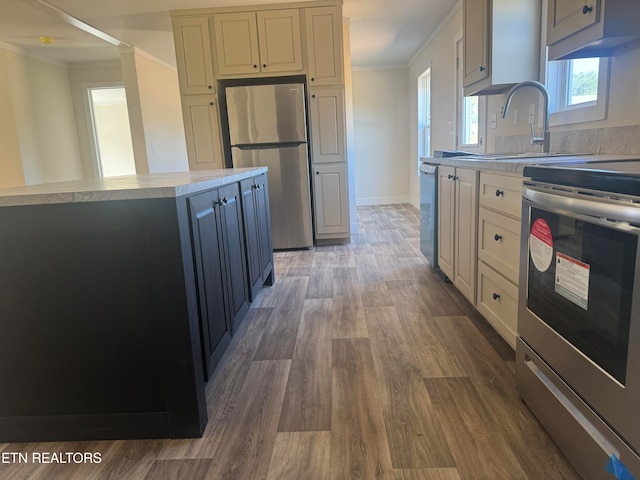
[547,56,610,127]
[455,33,486,153]
[418,66,432,163]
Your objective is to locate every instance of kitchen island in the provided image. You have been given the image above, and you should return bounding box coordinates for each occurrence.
[0,168,272,442]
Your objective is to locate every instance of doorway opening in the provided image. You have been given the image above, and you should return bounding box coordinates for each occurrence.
[86,86,136,177]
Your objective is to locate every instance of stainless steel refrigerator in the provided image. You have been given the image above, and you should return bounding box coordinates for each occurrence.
[226,83,313,249]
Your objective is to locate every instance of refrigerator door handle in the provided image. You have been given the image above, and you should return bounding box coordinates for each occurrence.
[234,142,306,150]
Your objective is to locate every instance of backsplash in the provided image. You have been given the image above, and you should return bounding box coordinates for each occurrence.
[495,124,640,156]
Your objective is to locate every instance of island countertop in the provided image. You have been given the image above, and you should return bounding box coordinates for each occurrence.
[0,167,267,206]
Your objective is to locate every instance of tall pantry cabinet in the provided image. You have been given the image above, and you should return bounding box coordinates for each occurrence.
[171,0,350,244]
[172,16,224,171]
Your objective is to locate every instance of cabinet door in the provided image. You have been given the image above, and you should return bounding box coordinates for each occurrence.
[173,16,216,95]
[463,0,489,87]
[240,177,262,301]
[181,95,224,171]
[454,168,478,304]
[240,174,274,301]
[547,0,600,45]
[305,6,343,86]
[257,9,303,73]
[437,166,456,281]
[253,173,273,281]
[213,12,260,76]
[188,189,230,379]
[217,182,249,331]
[313,163,349,237]
[308,86,346,164]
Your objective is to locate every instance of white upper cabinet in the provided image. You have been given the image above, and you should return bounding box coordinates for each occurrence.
[547,0,640,60]
[213,10,302,77]
[463,0,540,96]
[305,6,343,86]
[257,10,303,73]
[173,16,216,95]
[463,0,489,88]
[213,12,261,76]
[547,0,599,45]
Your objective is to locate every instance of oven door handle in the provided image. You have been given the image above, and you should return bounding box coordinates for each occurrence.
[523,186,640,225]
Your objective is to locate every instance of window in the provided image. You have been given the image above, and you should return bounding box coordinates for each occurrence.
[418,67,432,172]
[547,57,610,126]
[455,35,485,152]
[462,95,479,145]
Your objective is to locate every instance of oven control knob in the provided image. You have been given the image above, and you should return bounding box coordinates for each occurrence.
[492,293,500,300]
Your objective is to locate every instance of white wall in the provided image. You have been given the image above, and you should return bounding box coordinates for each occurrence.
[0,47,25,188]
[120,47,188,174]
[352,67,410,205]
[2,46,83,185]
[407,4,462,205]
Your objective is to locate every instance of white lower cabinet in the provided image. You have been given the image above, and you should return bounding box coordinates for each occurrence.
[478,208,520,284]
[438,168,523,349]
[437,166,478,305]
[312,163,349,238]
[476,171,523,349]
[476,261,519,348]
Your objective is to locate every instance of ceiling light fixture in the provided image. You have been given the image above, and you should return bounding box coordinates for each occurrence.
[39,36,55,45]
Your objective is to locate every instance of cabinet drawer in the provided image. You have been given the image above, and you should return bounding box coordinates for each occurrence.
[476,262,518,349]
[478,207,520,284]
[479,172,522,219]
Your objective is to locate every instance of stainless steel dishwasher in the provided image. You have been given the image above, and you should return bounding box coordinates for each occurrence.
[419,162,438,271]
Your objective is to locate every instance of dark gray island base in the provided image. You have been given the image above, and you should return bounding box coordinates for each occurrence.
[0,168,273,443]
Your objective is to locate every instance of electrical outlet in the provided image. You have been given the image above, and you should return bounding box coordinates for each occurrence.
[528,104,535,124]
[490,113,497,129]
[513,109,518,126]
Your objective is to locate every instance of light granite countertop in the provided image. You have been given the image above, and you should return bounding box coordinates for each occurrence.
[420,154,640,174]
[0,167,267,207]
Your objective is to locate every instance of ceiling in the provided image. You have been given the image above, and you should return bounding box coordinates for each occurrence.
[0,0,459,68]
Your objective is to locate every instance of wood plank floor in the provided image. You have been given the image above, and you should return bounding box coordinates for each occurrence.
[0,205,582,480]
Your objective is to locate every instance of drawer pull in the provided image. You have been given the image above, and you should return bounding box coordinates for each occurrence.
[495,189,504,197]
[492,293,501,300]
[582,5,593,14]
[494,233,503,241]
[448,174,458,181]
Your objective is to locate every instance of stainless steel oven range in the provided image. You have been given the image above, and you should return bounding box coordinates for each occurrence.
[518,163,640,480]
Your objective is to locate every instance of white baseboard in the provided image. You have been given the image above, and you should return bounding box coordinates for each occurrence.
[356,196,413,206]
[408,196,420,209]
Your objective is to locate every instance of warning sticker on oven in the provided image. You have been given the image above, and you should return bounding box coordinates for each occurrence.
[529,218,553,272]
[555,252,590,310]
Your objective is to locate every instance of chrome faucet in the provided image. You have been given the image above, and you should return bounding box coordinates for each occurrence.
[501,80,551,153]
